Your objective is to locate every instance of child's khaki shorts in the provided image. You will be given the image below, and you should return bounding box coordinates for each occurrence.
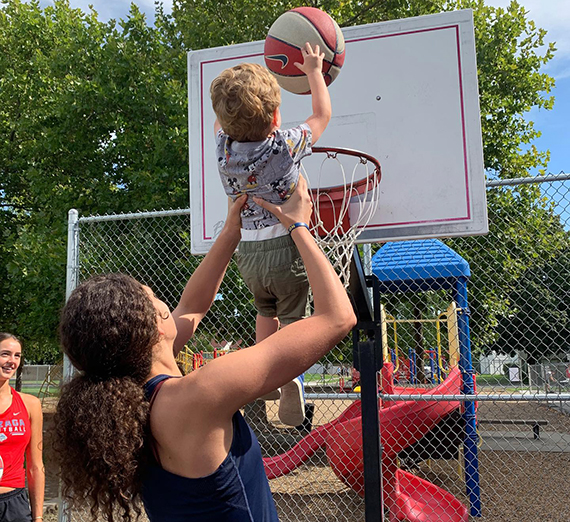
[236,234,309,324]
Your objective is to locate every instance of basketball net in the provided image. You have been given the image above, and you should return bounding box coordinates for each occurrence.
[302,146,382,288]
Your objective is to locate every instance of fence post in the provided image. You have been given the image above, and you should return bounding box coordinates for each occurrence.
[63,209,79,382]
[58,209,79,522]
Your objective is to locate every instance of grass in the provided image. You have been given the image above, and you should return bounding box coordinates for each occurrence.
[476,374,515,386]
[305,373,343,384]
[9,382,59,398]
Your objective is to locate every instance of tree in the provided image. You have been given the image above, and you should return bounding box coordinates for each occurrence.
[449,184,570,355]
[169,0,450,50]
[0,0,188,361]
[492,246,570,364]
[0,0,561,365]
[462,0,555,178]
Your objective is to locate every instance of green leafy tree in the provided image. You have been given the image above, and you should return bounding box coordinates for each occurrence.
[492,245,570,364]
[449,185,570,356]
[460,0,555,177]
[0,0,562,366]
[0,0,188,361]
[169,0,449,50]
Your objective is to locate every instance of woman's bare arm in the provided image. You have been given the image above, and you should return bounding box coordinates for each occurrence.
[171,195,246,355]
[175,176,356,412]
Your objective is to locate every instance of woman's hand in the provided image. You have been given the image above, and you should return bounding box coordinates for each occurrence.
[223,194,247,234]
[253,176,313,230]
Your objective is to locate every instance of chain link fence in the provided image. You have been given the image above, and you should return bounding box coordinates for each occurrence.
[59,174,570,522]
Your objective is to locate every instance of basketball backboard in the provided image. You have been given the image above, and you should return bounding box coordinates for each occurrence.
[188,9,487,254]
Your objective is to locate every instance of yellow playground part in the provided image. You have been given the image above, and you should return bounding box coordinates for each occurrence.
[381,301,460,376]
[446,301,460,367]
[176,345,236,375]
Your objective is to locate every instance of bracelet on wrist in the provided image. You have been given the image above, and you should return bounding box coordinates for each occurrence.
[288,222,310,235]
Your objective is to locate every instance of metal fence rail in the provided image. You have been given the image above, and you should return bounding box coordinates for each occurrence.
[61,173,570,521]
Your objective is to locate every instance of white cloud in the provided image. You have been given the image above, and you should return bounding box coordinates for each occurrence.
[554,64,570,81]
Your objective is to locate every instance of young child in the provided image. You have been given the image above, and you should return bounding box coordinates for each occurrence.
[210,43,331,426]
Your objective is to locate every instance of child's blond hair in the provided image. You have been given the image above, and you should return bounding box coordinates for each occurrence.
[210,63,281,142]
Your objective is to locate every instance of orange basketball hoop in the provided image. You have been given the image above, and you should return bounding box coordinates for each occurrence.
[309,147,381,236]
[302,146,382,286]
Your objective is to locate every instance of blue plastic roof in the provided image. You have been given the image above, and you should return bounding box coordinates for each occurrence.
[371,239,470,293]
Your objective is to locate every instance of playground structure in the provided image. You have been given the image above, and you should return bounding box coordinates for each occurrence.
[381,300,460,385]
[174,240,481,520]
[240,239,478,521]
[371,240,480,518]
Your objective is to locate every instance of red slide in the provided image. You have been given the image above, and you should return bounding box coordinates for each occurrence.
[263,367,468,522]
[263,396,362,479]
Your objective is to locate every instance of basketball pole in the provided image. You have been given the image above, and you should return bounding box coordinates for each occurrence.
[351,251,385,521]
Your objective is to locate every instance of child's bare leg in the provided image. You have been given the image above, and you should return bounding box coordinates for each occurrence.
[256,314,279,343]
[278,317,306,427]
[257,315,281,400]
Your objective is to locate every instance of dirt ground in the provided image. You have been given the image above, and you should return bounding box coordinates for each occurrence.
[40,398,570,522]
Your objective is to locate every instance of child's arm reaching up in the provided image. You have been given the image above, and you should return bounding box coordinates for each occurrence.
[294,42,332,145]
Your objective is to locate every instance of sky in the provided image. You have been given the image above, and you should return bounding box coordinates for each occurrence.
[485,0,570,177]
[38,0,569,177]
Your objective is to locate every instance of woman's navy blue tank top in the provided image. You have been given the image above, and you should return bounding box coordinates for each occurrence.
[142,374,280,521]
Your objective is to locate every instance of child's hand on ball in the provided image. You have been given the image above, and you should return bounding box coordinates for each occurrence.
[294,42,325,75]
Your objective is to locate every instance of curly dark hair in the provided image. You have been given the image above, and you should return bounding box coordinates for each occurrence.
[54,273,160,522]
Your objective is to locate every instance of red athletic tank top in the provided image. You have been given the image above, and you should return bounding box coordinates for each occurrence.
[0,388,31,487]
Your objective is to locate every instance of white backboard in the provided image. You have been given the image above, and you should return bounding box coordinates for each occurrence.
[188,9,487,254]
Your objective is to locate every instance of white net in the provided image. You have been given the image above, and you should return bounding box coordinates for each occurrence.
[304,146,382,286]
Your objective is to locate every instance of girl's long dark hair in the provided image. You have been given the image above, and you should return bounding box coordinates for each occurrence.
[54,274,159,522]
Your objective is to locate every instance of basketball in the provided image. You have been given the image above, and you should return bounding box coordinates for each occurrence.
[264,7,345,95]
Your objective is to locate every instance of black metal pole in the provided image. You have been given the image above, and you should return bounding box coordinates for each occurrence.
[352,273,385,522]
[359,340,384,522]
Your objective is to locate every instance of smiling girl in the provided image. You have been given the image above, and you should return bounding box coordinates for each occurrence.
[0,333,45,522]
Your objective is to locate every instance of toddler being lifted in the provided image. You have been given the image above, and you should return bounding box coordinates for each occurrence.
[210,43,331,426]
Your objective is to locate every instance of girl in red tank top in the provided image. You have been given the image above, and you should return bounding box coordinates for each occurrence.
[0,334,45,522]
